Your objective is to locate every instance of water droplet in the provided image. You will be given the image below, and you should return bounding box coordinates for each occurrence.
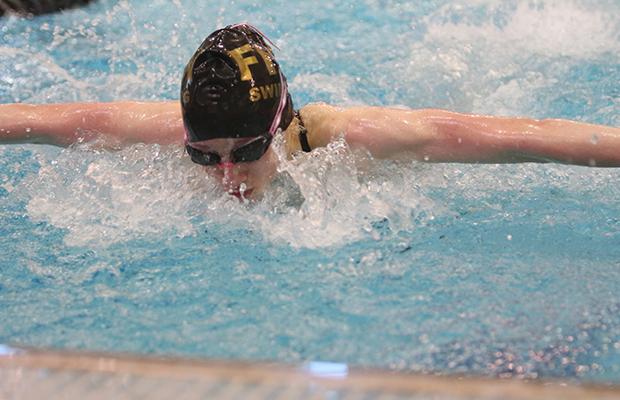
[507,235,512,241]
[25,127,32,133]
[590,134,599,144]
[457,137,462,144]
[588,158,597,167]
[423,155,430,161]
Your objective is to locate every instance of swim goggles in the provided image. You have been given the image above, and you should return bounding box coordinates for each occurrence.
[185,133,273,166]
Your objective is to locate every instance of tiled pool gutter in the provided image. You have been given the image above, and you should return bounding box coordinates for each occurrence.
[1,346,619,399]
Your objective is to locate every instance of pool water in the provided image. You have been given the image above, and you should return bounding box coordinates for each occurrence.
[1,0,619,383]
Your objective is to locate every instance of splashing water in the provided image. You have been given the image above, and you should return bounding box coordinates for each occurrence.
[19,144,202,247]
[10,136,438,249]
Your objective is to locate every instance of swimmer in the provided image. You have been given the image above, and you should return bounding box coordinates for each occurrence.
[1,24,619,199]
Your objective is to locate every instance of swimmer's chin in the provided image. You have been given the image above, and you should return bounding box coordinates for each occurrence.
[223,179,272,202]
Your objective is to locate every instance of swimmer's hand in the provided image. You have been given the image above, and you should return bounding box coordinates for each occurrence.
[300,104,620,167]
[0,102,184,148]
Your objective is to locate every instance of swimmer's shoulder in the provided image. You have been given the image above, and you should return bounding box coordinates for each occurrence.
[283,102,333,156]
[294,103,348,151]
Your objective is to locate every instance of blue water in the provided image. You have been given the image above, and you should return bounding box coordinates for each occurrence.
[1,0,620,383]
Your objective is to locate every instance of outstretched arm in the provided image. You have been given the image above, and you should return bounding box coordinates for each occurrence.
[0,101,184,147]
[300,104,620,167]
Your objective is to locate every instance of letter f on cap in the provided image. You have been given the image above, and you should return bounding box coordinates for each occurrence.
[227,44,259,81]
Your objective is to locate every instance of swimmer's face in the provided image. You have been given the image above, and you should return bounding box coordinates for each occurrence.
[193,138,278,199]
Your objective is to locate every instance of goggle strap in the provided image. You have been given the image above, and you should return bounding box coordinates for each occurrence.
[268,69,288,136]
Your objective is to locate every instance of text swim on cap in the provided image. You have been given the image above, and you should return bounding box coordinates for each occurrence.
[181,24,294,143]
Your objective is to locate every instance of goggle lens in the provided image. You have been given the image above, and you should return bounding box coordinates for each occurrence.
[231,135,272,163]
[186,145,221,166]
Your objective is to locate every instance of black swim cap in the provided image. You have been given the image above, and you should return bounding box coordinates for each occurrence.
[181,24,294,143]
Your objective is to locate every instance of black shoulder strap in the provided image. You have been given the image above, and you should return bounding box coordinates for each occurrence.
[295,110,312,153]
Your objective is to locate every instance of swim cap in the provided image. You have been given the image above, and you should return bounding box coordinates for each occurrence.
[181,24,294,143]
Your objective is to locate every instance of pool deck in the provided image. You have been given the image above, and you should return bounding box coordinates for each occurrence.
[1,346,619,400]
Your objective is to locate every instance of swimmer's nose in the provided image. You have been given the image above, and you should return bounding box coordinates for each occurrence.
[217,161,234,168]
[217,162,235,178]
[217,162,248,188]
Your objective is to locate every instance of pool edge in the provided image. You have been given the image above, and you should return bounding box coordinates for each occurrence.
[1,346,620,399]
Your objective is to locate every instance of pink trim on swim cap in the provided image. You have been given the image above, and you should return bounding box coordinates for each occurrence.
[268,70,288,137]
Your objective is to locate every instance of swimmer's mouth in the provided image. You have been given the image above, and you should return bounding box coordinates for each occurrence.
[229,188,253,199]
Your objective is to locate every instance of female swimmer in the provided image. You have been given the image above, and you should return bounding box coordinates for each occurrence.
[1,24,619,198]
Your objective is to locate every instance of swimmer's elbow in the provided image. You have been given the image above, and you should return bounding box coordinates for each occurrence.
[339,107,436,159]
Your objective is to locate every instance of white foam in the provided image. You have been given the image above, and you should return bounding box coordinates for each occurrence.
[249,136,438,248]
[20,144,210,247]
[391,0,619,115]
[12,138,440,250]
[425,1,619,58]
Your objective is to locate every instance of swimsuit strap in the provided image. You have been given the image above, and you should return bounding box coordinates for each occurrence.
[295,110,312,153]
